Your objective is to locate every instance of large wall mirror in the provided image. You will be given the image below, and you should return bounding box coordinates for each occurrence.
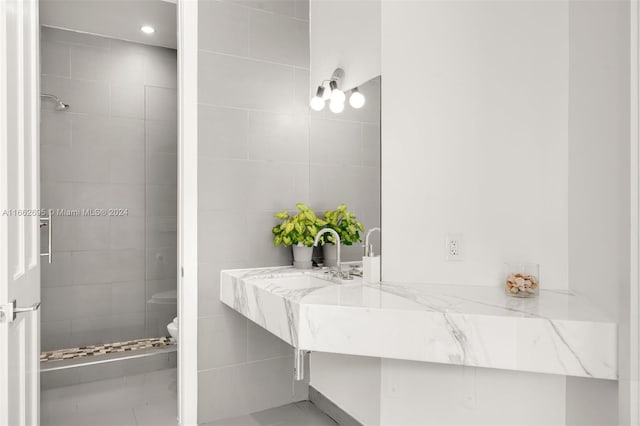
[308,75,381,262]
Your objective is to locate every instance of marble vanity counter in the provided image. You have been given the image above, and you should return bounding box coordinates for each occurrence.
[220,267,617,380]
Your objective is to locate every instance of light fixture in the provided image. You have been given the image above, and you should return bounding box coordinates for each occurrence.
[329,80,345,104]
[140,25,155,34]
[349,87,365,109]
[310,86,326,111]
[329,100,344,114]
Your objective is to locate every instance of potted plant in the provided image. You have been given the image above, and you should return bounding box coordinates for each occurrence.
[319,204,364,266]
[272,203,327,269]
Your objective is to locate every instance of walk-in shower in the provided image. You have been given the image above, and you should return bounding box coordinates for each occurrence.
[39,25,178,388]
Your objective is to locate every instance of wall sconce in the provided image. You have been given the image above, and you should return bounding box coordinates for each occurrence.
[309,68,365,114]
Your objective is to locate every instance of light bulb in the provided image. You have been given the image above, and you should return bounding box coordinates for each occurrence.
[349,88,365,109]
[140,25,155,34]
[329,100,344,114]
[310,96,325,111]
[329,80,345,104]
[331,89,345,104]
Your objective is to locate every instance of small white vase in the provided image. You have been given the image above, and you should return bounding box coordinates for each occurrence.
[292,244,313,269]
[322,244,338,267]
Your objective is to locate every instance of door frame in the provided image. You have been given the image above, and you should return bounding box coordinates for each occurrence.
[623,1,640,424]
[177,0,198,424]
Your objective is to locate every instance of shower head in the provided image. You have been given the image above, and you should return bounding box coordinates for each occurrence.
[41,93,70,111]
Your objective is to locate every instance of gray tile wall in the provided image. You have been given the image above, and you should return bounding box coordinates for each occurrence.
[309,76,381,260]
[197,0,309,422]
[40,27,177,351]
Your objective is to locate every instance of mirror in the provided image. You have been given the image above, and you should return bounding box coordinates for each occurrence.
[308,75,381,262]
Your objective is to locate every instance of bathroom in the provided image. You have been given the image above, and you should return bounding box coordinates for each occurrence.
[0,0,636,425]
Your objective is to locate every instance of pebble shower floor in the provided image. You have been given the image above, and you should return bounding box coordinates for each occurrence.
[40,336,174,362]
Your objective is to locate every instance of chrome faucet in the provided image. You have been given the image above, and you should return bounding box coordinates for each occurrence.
[364,227,381,256]
[314,228,350,280]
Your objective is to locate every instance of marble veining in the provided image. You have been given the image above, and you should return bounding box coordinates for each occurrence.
[220,267,617,380]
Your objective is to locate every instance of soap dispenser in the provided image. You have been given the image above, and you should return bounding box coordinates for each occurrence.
[363,228,381,283]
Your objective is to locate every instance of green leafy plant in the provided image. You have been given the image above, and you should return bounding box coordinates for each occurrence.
[320,204,364,246]
[272,203,327,247]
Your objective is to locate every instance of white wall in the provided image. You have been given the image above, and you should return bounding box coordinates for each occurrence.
[308,0,630,424]
[566,1,629,424]
[309,0,380,93]
[380,361,566,426]
[382,0,569,289]
[310,353,381,425]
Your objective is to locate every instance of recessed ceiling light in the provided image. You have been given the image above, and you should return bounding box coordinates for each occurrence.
[140,25,155,34]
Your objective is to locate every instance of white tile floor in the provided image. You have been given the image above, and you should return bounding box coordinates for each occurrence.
[41,368,337,426]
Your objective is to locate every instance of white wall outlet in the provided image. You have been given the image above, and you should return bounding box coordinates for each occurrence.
[446,233,463,261]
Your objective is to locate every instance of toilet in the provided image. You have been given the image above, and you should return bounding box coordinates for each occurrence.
[145,289,178,343]
[167,317,178,342]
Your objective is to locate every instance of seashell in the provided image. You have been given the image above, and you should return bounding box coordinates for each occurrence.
[509,287,519,294]
[526,288,536,294]
[530,276,538,285]
[530,282,538,289]
[524,280,532,287]
[515,277,525,286]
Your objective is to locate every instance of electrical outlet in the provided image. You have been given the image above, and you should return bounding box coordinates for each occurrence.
[446,233,463,261]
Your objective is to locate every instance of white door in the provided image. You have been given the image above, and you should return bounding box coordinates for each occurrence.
[0,0,41,425]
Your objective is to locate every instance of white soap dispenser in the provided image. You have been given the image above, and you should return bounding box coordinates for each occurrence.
[363,228,381,283]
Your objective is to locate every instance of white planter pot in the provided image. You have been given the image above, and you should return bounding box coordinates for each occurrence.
[322,244,338,267]
[292,244,313,269]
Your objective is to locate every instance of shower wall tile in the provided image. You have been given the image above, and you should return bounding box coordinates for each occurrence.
[41,40,70,78]
[248,9,309,67]
[69,45,114,82]
[72,116,145,152]
[145,86,177,122]
[237,0,296,17]
[145,246,177,281]
[197,0,310,422]
[197,105,249,159]
[198,158,249,210]
[199,0,249,56]
[146,120,177,154]
[146,153,177,185]
[198,52,296,112]
[41,26,110,50]
[145,216,177,249]
[109,149,145,184]
[41,111,71,147]
[111,282,146,315]
[143,50,178,89]
[111,82,145,119]
[293,0,309,20]
[246,111,309,163]
[246,320,292,362]
[110,216,145,250]
[41,251,73,288]
[198,310,248,370]
[41,75,110,115]
[40,28,177,351]
[146,184,177,217]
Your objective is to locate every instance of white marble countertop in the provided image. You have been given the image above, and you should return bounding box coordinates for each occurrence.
[220,266,617,380]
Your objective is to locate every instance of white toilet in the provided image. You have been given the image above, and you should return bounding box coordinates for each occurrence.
[145,289,178,342]
[167,317,178,342]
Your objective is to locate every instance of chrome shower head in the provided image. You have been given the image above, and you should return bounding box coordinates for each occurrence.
[41,93,70,111]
